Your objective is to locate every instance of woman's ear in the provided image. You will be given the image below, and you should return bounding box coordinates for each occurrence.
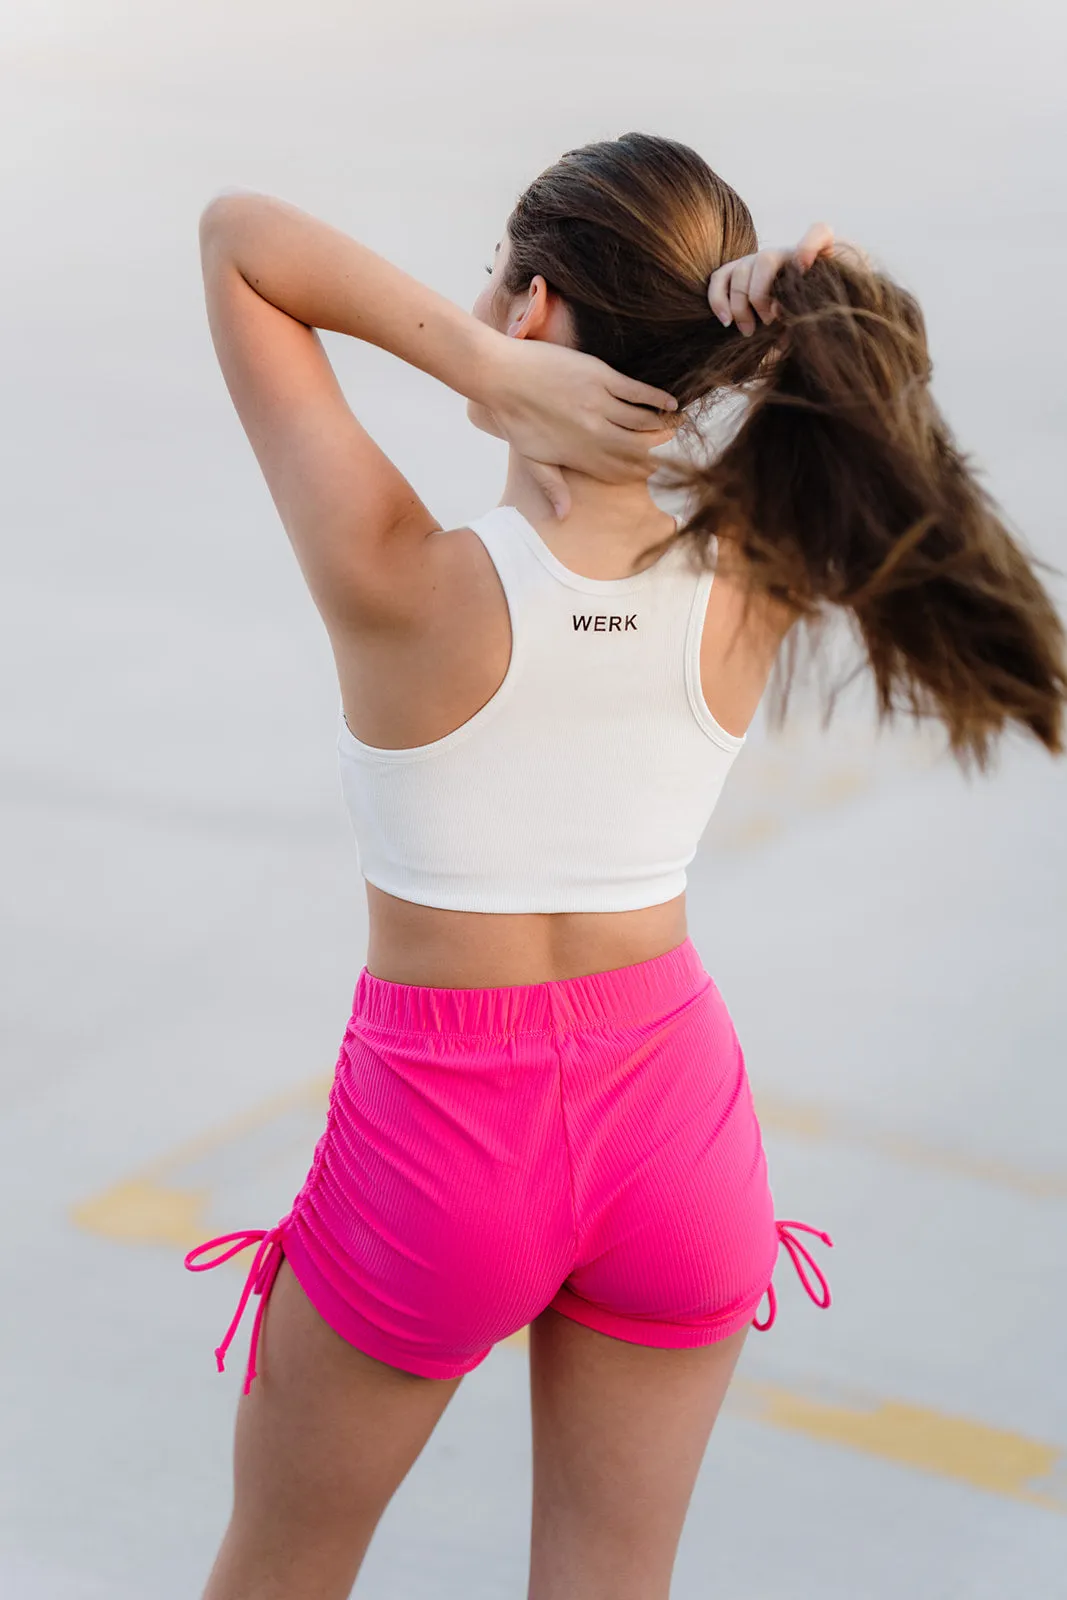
[505,273,553,340]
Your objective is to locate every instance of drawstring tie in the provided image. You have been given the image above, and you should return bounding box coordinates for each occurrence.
[184,1227,285,1394]
[753,1219,833,1331]
[184,1215,831,1383]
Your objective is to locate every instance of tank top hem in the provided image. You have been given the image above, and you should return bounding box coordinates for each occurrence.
[360,868,690,916]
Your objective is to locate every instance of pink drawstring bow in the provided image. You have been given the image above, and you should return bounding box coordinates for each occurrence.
[753,1219,834,1331]
[184,1227,285,1395]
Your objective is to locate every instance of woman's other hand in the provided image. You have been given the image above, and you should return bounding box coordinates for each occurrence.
[708,222,866,337]
[479,336,678,519]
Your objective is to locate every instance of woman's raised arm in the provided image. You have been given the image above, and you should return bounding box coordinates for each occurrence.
[198,191,676,628]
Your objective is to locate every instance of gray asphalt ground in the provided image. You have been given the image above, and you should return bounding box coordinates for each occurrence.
[2,3,1065,1596]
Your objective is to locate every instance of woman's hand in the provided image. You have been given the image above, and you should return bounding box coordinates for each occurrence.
[708,222,868,337]
[478,334,678,519]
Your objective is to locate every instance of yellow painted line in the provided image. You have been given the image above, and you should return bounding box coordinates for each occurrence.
[69,1074,332,1251]
[500,1327,1064,1511]
[707,717,944,856]
[811,767,871,805]
[756,1093,1067,1201]
[717,813,783,851]
[729,1380,1067,1514]
[136,1075,332,1184]
[71,1179,210,1250]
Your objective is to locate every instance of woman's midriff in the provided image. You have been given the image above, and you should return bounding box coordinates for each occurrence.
[364,881,689,988]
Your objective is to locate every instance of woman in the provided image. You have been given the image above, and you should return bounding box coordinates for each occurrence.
[185,134,1065,1599]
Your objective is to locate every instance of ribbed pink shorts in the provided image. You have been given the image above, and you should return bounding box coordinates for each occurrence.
[187,938,831,1388]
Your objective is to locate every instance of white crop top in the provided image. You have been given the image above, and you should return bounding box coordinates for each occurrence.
[336,503,745,914]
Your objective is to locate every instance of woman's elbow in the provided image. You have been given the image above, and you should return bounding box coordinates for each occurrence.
[198,189,258,253]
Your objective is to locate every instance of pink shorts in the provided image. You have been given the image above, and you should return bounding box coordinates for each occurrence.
[186,938,832,1388]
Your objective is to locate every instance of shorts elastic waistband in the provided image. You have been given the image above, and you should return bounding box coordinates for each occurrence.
[350,936,711,1037]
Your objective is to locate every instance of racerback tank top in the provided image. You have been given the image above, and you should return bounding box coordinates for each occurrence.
[336,502,745,913]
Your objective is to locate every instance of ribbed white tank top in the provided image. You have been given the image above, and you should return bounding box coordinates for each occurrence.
[337,503,744,913]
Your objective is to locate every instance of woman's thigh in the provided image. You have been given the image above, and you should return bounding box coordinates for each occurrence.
[527,1306,748,1600]
[202,1260,462,1600]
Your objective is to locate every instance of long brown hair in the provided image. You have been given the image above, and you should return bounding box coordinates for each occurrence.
[504,132,1066,767]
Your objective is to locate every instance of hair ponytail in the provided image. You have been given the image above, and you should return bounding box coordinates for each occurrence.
[672,253,1066,767]
[506,133,1066,766]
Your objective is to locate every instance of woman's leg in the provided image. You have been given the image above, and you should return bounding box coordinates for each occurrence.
[527,1306,748,1600]
[202,1260,462,1600]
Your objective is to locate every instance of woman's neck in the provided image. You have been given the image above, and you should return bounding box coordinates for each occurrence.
[500,451,678,576]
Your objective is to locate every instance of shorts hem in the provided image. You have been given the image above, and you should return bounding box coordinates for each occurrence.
[283,1228,493,1382]
[547,1283,763,1349]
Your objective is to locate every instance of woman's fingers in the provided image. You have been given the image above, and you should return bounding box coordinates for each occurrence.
[604,398,676,432]
[709,226,842,338]
[601,395,676,435]
[707,261,736,326]
[526,459,572,519]
[607,373,678,414]
[793,221,835,270]
[605,417,675,459]
[709,250,788,335]
[728,260,758,336]
[747,249,789,325]
[585,421,668,482]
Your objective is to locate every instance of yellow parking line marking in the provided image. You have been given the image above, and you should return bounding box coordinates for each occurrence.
[137,1076,332,1183]
[717,813,783,850]
[729,1380,1066,1513]
[706,719,945,856]
[70,1075,333,1250]
[504,1324,1064,1510]
[756,1094,1067,1200]
[71,1179,210,1250]
[811,767,871,805]
[504,1326,1064,1511]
